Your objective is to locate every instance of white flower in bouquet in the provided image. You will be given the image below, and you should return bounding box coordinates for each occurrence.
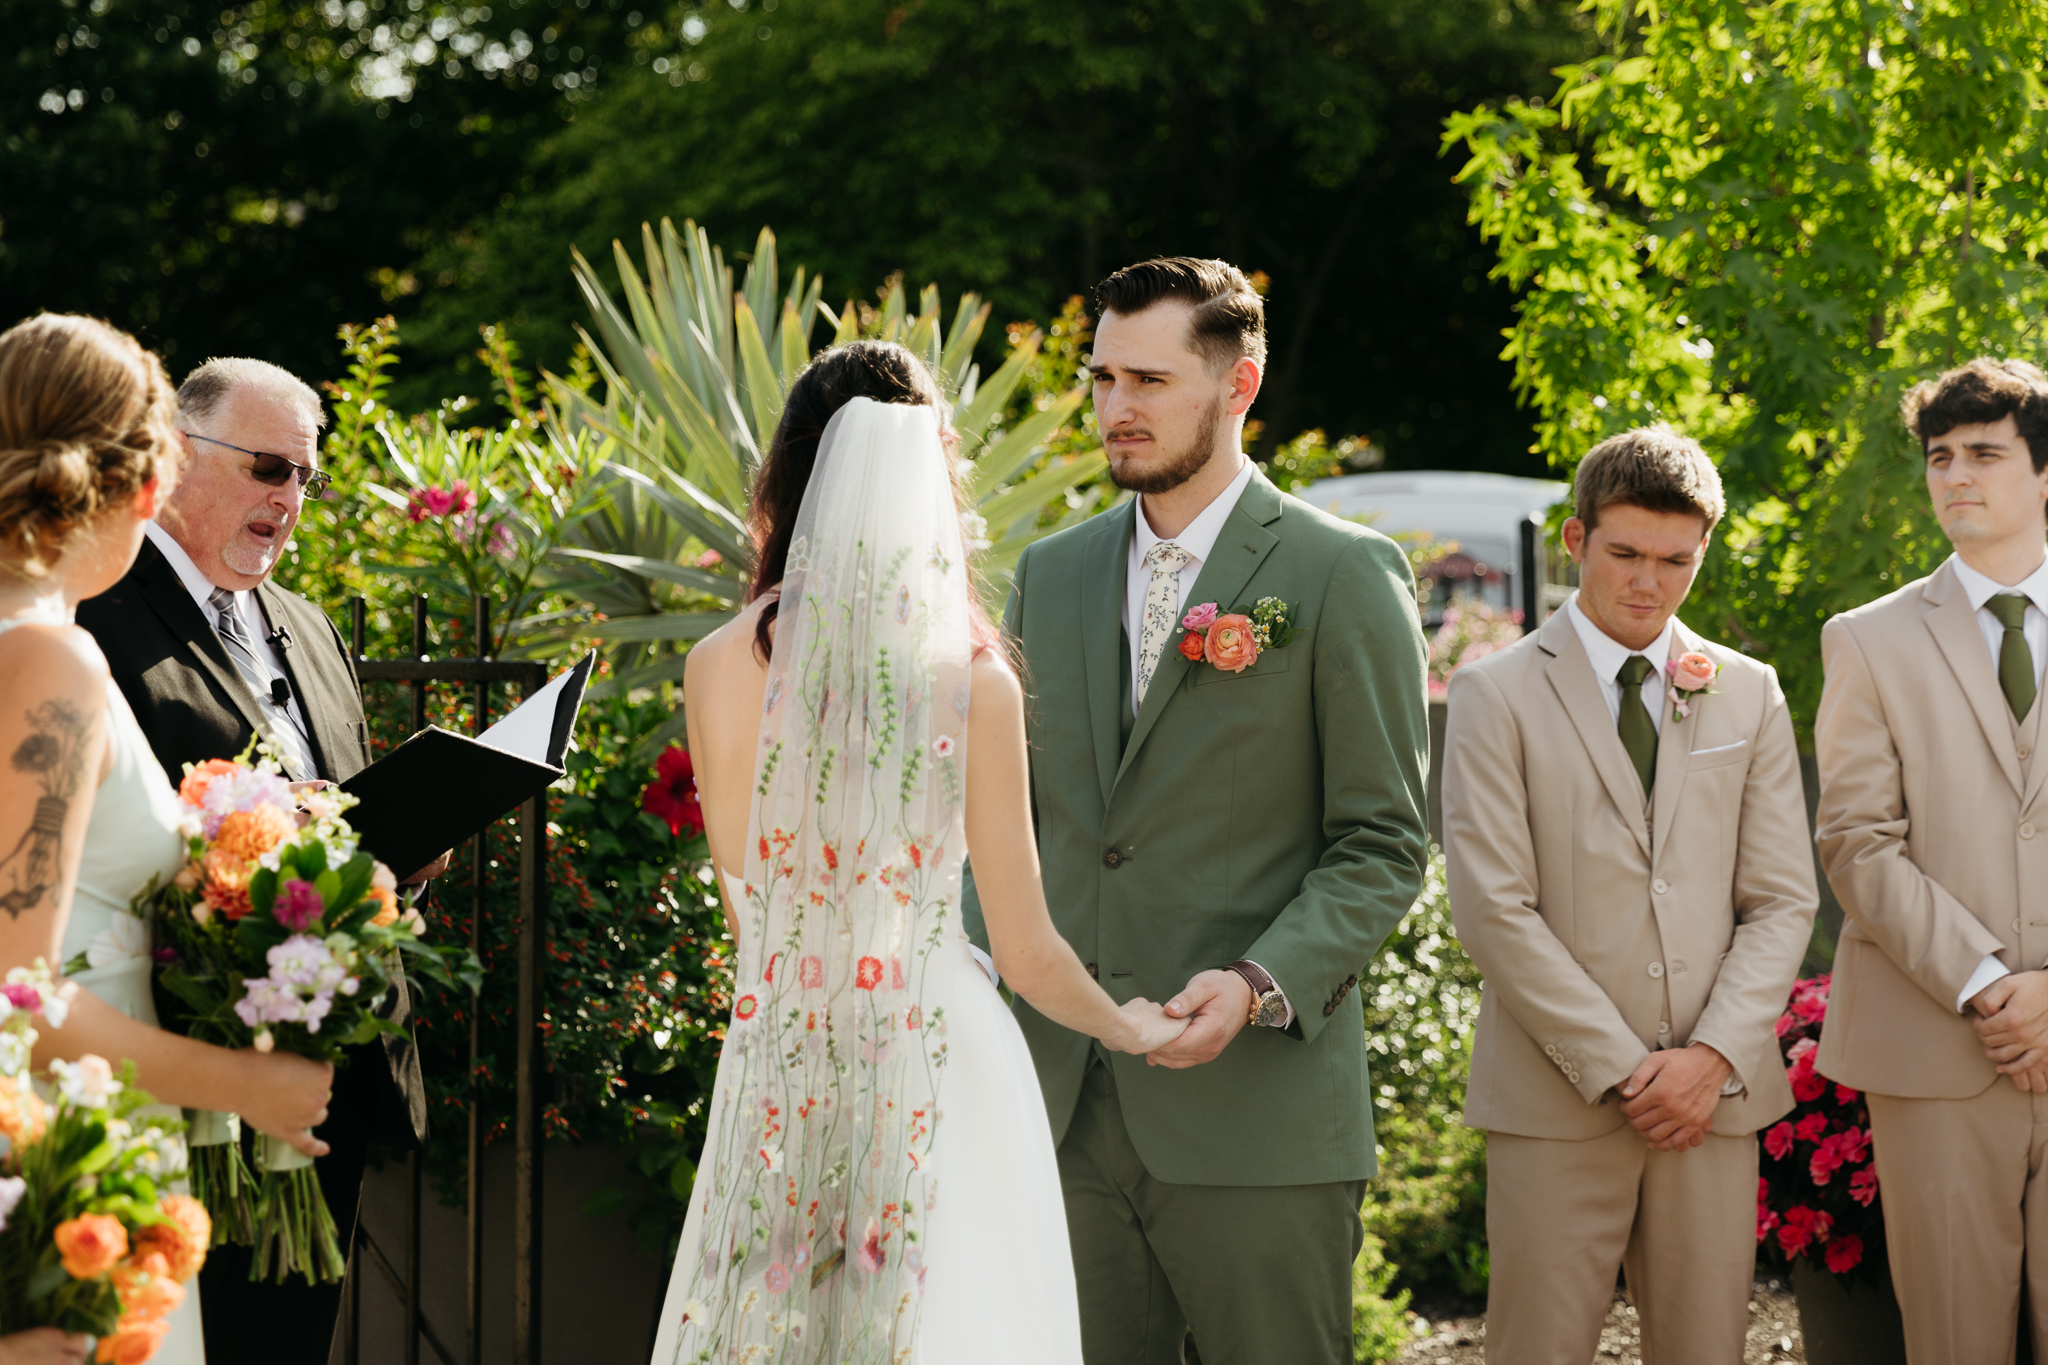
[0,1175,23,1233]
[86,911,150,970]
[50,1055,121,1108]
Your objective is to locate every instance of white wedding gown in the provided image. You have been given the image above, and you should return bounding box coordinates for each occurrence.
[67,673,206,1364]
[647,875,1083,1364]
[647,397,1082,1364]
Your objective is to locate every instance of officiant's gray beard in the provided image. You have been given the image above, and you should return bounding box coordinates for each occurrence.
[1108,396,1225,495]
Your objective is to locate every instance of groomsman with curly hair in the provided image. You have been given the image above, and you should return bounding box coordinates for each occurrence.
[1816,358,2048,1362]
[1443,426,1816,1365]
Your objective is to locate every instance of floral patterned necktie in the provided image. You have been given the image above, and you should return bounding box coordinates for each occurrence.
[1135,541,1192,706]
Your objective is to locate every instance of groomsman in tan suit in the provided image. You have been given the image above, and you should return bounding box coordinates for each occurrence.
[1815,358,2048,1363]
[1444,426,1817,1365]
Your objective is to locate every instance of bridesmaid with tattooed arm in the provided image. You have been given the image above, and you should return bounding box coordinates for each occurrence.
[0,318,332,1158]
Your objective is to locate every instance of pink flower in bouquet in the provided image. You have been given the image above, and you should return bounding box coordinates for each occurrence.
[1181,602,1219,632]
[190,765,295,840]
[1,983,39,1013]
[1809,1136,1848,1186]
[406,481,477,524]
[177,758,241,808]
[641,746,705,838]
[1204,614,1260,673]
[272,878,325,932]
[1763,1121,1795,1160]
[1823,1234,1864,1274]
[1849,1166,1879,1207]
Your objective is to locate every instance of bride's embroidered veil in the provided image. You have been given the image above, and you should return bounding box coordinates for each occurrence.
[663,395,974,1363]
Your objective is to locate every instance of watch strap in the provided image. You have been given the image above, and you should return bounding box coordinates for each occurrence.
[1225,960,1285,1027]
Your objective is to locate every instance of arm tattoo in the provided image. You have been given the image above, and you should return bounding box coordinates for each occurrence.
[0,699,91,918]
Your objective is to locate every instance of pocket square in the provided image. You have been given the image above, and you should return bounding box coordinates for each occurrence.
[1689,739,1747,756]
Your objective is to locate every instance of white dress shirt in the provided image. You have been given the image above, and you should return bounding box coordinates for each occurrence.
[1949,554,2048,1011]
[1566,594,1675,732]
[1123,458,1258,712]
[144,521,321,781]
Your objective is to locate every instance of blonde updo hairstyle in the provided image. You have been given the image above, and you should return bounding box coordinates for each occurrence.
[0,314,180,578]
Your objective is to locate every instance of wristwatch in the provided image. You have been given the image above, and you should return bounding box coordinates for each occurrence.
[1225,960,1288,1028]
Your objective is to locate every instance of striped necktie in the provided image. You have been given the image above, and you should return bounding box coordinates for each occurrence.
[207,586,272,697]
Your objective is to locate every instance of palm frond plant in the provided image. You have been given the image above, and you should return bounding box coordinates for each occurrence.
[542,219,1110,712]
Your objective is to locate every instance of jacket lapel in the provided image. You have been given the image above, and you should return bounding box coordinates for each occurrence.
[1648,621,1700,863]
[1080,504,1135,807]
[1111,472,1283,793]
[1923,560,2024,798]
[134,540,275,749]
[255,584,340,779]
[1540,609,1651,857]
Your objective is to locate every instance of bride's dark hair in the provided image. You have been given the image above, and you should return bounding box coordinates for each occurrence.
[746,340,1003,662]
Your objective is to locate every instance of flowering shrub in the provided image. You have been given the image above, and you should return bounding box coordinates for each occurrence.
[1756,975,1886,1286]
[1427,601,1524,697]
[640,746,705,838]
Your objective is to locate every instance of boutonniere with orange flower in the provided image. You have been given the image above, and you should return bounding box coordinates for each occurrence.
[1665,650,1721,720]
[1176,597,1298,674]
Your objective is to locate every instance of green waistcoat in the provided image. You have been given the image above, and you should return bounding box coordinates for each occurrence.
[964,470,1431,1187]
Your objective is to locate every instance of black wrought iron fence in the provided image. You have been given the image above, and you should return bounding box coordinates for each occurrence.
[339,595,549,1365]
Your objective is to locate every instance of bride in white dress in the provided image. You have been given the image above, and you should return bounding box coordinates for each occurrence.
[650,343,1187,1365]
[0,315,334,1364]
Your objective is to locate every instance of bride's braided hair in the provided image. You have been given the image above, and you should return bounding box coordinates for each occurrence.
[747,340,1000,663]
[0,314,179,577]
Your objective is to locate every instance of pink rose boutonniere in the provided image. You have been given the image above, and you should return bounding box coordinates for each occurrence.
[1666,650,1720,720]
[1175,597,1297,674]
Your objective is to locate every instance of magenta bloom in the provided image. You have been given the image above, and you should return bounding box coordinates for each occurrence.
[0,984,38,1013]
[1823,1234,1864,1273]
[1763,1121,1795,1161]
[272,878,326,931]
[1848,1166,1879,1208]
[856,1218,884,1274]
[1180,602,1219,631]
[406,481,478,524]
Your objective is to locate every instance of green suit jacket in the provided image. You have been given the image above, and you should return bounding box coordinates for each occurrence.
[964,470,1430,1187]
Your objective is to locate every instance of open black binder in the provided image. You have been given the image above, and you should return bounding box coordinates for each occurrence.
[341,652,596,877]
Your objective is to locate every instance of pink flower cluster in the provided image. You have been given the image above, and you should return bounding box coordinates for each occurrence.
[1757,974,1883,1282]
[406,481,477,524]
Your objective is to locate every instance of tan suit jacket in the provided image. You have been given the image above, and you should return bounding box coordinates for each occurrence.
[1813,556,2048,1098]
[1444,607,1817,1140]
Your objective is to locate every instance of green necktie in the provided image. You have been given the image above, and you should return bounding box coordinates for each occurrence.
[1617,654,1659,797]
[1988,593,2037,721]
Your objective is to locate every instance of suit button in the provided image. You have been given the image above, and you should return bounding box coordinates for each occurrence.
[1648,962,1665,979]
[1652,878,1669,895]
[1103,849,1122,868]
[1545,1044,1559,1058]
[2025,824,2038,841]
[1086,963,1099,980]
[2024,747,2034,761]
[1657,1021,1671,1036]
[1568,1070,1581,1083]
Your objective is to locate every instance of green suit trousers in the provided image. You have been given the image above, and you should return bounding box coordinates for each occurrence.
[1059,1060,1367,1365]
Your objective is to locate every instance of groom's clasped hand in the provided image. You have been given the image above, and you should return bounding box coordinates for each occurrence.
[1143,968,1252,1069]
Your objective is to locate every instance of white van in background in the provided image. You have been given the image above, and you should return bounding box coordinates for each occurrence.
[1296,469,1573,627]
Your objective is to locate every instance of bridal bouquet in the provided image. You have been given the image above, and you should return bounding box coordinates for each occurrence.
[140,749,479,1285]
[0,962,210,1363]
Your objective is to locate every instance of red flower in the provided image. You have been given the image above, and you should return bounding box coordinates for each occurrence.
[1835,1083,1860,1105]
[764,953,779,985]
[1764,1121,1795,1160]
[891,956,905,990]
[822,843,839,871]
[1177,629,1206,662]
[1794,1113,1828,1143]
[799,955,824,989]
[1824,1234,1864,1273]
[1810,1136,1847,1186]
[1849,1166,1879,1207]
[856,956,883,991]
[1777,1205,1833,1256]
[640,745,705,837]
[734,994,758,1021]
[905,1006,922,1031]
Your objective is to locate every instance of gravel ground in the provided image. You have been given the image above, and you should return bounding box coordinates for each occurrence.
[1395,1278,1805,1364]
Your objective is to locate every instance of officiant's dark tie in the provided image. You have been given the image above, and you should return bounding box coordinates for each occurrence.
[1617,654,1659,797]
[1989,593,2037,721]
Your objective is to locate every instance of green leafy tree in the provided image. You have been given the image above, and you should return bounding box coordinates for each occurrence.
[1448,0,2048,729]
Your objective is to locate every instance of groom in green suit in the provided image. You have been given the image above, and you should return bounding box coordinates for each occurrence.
[965,258,1430,1364]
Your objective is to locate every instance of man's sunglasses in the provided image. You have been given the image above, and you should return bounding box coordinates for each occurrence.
[180,432,333,500]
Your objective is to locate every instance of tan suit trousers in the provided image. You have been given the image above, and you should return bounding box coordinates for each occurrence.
[1868,1084,2048,1364]
[1484,1125,1756,1365]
